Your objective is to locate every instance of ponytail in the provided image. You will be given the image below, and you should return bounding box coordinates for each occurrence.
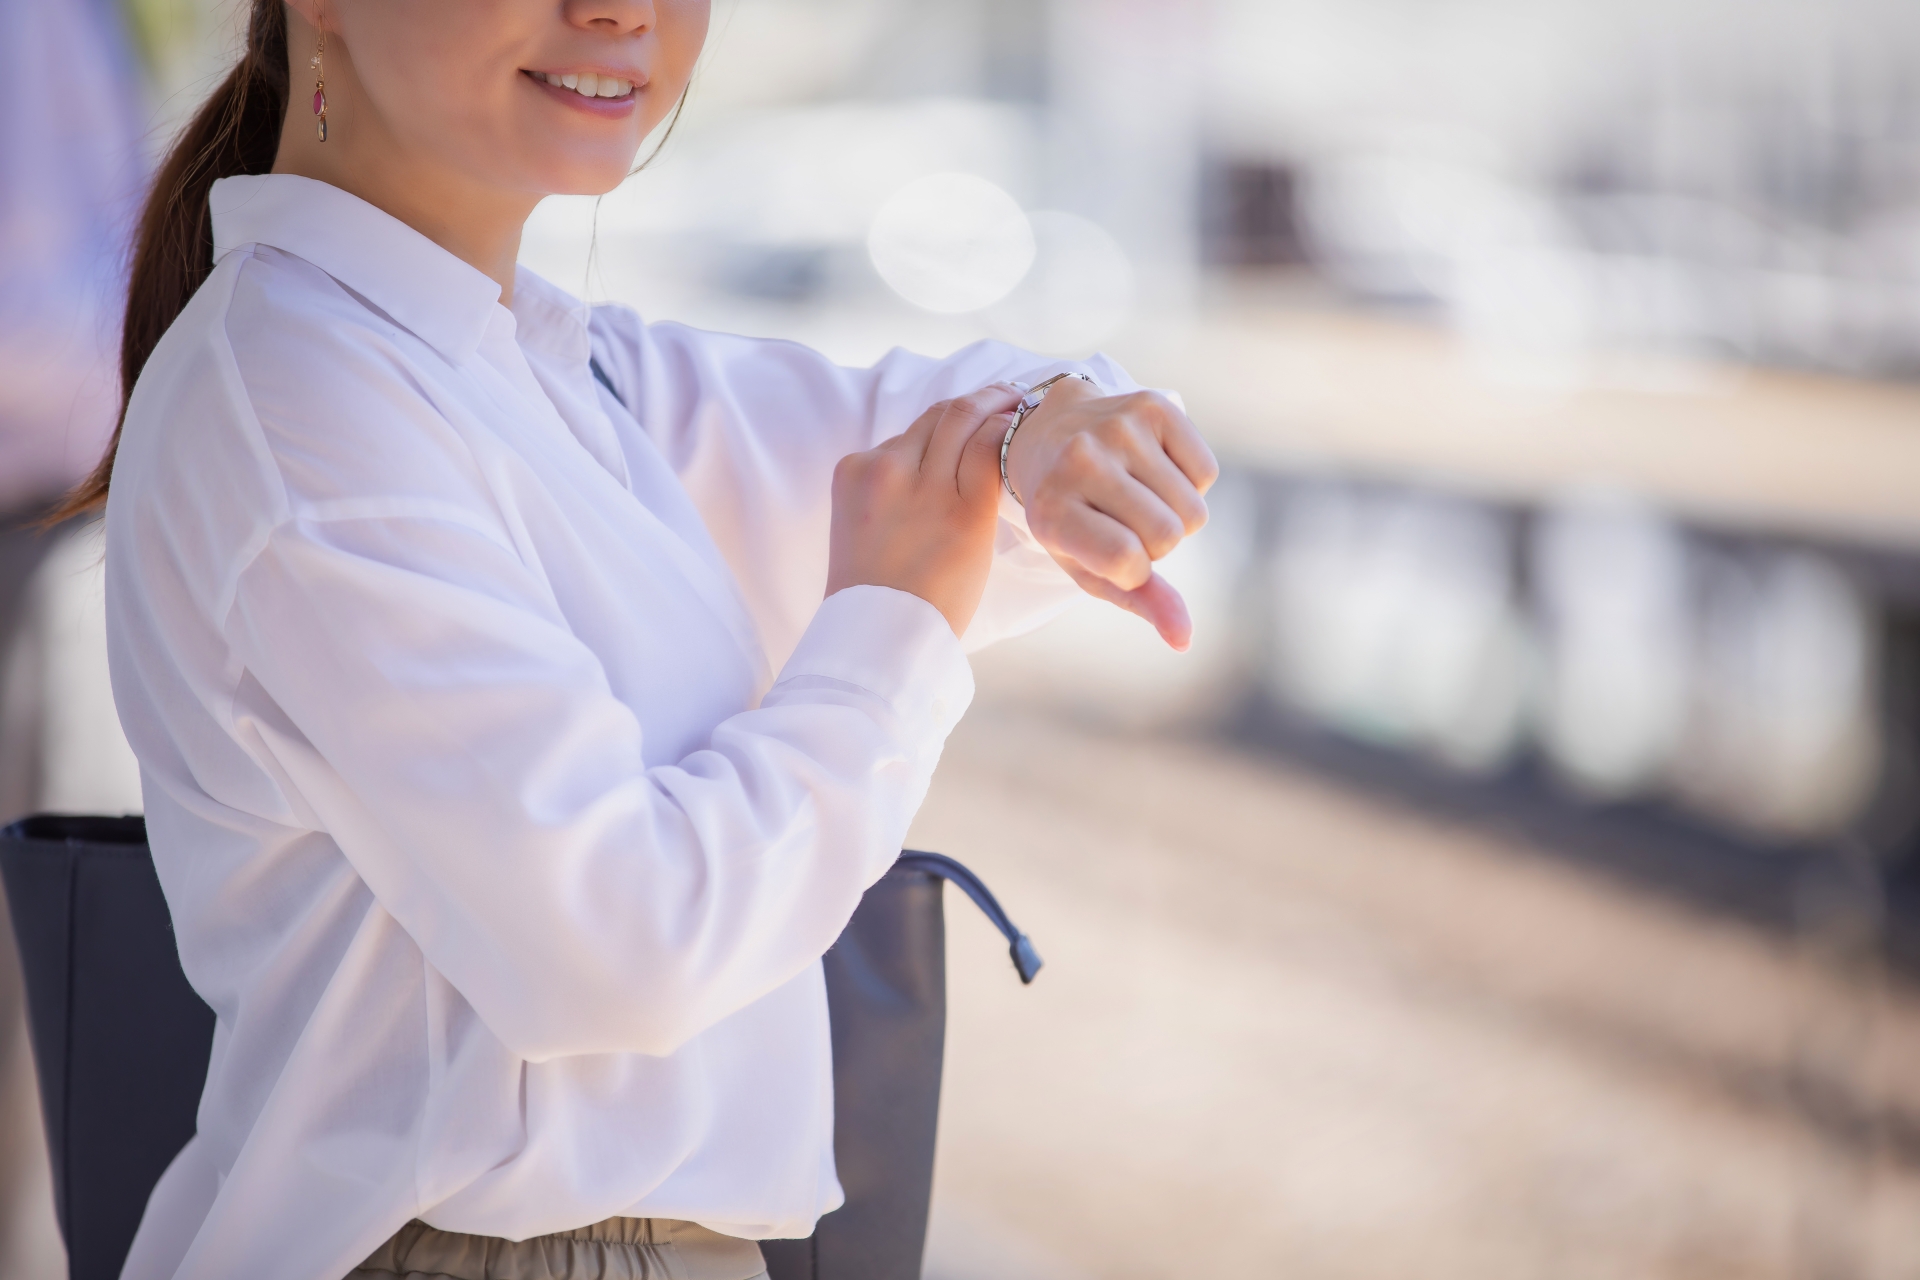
[48,0,289,522]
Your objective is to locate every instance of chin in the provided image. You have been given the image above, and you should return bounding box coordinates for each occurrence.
[525,148,646,198]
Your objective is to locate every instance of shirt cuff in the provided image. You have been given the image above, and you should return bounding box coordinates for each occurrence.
[768,584,975,742]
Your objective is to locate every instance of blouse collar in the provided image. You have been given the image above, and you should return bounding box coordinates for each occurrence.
[210,173,506,366]
[506,265,594,367]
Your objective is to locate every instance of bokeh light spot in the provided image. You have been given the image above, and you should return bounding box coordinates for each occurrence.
[866,173,1035,314]
[988,211,1135,354]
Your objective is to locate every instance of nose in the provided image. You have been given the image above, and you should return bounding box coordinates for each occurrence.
[563,0,655,34]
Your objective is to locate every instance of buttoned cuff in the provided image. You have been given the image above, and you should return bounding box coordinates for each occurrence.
[770,585,974,741]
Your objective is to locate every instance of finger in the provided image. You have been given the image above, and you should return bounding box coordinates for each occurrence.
[960,409,1016,505]
[886,399,948,465]
[923,384,1023,488]
[1075,457,1194,561]
[1121,438,1211,537]
[1037,501,1154,591]
[1140,395,1220,496]
[1059,557,1194,651]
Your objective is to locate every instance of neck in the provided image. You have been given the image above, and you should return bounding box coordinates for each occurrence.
[271,29,537,304]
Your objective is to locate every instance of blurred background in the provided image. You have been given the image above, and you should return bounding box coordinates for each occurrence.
[5,0,1920,1275]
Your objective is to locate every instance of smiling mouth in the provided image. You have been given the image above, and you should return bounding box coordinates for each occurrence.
[524,69,637,101]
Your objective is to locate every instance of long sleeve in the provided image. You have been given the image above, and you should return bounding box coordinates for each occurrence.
[588,310,1143,663]
[226,509,972,1063]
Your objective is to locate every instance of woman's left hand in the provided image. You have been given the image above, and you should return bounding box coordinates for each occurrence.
[1002,378,1219,651]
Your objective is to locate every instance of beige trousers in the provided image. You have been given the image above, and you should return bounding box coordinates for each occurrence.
[348,1215,769,1280]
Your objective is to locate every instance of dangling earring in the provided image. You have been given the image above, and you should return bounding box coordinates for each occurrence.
[308,27,328,141]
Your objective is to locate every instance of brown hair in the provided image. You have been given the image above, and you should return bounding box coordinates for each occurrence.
[47,0,289,523]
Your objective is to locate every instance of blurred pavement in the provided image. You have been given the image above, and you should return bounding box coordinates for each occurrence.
[914,679,1920,1279]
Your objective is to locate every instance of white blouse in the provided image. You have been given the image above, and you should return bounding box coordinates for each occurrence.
[109,173,1137,1280]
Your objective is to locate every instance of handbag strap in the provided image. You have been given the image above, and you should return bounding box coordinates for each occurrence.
[895,850,1044,984]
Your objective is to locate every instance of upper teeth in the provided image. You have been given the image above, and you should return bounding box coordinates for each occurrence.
[540,71,632,99]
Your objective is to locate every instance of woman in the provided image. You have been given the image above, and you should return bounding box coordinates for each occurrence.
[79,1,1215,1277]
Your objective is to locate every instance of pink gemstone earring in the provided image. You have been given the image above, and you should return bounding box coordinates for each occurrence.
[308,29,328,141]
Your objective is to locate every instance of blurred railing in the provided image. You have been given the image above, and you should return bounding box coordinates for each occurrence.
[994,305,1920,964]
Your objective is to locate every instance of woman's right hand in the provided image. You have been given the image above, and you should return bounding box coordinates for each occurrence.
[825,384,1024,637]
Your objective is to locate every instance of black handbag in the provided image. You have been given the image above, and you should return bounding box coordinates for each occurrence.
[0,814,1040,1280]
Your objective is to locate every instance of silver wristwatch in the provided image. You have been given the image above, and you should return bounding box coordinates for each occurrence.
[999,372,1098,505]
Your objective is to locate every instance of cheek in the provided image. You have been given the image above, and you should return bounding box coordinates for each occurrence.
[353,17,504,140]
[657,0,713,86]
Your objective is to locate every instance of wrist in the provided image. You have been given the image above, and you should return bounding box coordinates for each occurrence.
[1004,373,1097,505]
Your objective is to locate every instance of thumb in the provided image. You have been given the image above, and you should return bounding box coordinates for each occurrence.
[960,410,1015,503]
[1059,558,1194,651]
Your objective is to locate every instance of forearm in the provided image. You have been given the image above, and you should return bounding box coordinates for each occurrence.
[232,519,972,1063]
